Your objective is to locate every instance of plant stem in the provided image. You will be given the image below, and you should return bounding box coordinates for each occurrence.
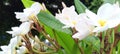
[52,29,60,49]
[108,33,120,54]
[41,31,58,50]
[79,46,84,54]
[22,35,34,54]
[33,48,55,54]
[34,37,55,50]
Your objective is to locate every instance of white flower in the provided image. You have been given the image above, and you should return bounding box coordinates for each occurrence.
[29,37,35,47]
[0,43,17,54]
[15,2,42,22]
[0,45,12,54]
[55,6,79,28]
[7,21,32,37]
[0,36,22,54]
[86,3,120,32]
[72,13,94,40]
[9,36,22,48]
[16,46,28,54]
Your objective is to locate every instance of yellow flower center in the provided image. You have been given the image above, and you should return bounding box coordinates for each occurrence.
[98,19,106,27]
[64,15,69,20]
[29,14,37,22]
[65,17,69,20]
[72,21,77,25]
[29,14,35,20]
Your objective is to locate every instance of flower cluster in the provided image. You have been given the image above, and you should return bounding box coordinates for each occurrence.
[1,1,120,54]
[0,2,50,54]
[55,2,120,40]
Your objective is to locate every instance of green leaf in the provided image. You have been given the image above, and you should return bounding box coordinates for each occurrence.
[117,26,120,32]
[37,10,80,54]
[112,48,116,54]
[56,31,80,54]
[117,41,120,53]
[44,25,55,38]
[83,36,100,53]
[103,0,115,4]
[74,0,87,13]
[118,0,120,5]
[84,46,92,54]
[38,10,72,35]
[111,29,115,43]
[22,0,34,8]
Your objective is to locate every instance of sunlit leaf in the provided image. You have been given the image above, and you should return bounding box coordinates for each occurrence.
[22,0,34,8]
[83,36,100,53]
[111,29,115,43]
[117,41,120,53]
[44,25,55,38]
[74,0,87,13]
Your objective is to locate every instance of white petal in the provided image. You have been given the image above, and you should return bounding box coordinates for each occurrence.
[0,52,4,54]
[55,6,79,28]
[6,31,13,35]
[85,9,98,19]
[62,6,78,18]
[75,14,94,32]
[107,20,120,28]
[15,2,41,22]
[8,37,22,54]
[11,27,19,31]
[6,22,32,36]
[14,12,26,19]
[6,27,20,37]
[55,14,70,25]
[30,2,42,15]
[15,12,29,22]
[72,32,88,40]
[85,9,99,26]
[72,32,81,39]
[19,22,32,35]
[93,26,108,32]
[9,36,22,48]
[17,46,28,54]
[0,46,8,51]
[73,15,94,40]
[97,3,120,19]
[29,38,34,47]
[97,3,112,18]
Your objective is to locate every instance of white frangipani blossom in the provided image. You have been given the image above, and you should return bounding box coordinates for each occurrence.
[15,2,42,22]
[55,6,79,28]
[9,36,22,48]
[0,45,12,54]
[0,36,22,54]
[72,14,94,40]
[6,21,32,37]
[86,3,120,32]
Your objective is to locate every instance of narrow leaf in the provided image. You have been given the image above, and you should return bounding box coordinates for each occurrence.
[111,29,115,43]
[38,11,72,35]
[83,36,100,53]
[74,0,87,13]
[22,0,34,8]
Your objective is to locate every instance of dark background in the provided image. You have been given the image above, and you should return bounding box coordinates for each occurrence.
[0,0,102,46]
